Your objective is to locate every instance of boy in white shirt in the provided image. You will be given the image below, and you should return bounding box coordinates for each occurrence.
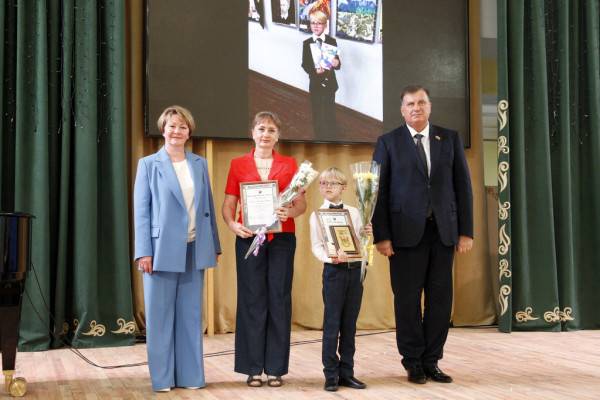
[309,167,371,392]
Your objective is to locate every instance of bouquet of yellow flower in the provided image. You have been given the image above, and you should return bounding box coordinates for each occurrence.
[245,160,319,259]
[350,161,380,281]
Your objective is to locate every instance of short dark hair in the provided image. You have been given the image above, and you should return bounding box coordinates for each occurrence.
[400,85,431,103]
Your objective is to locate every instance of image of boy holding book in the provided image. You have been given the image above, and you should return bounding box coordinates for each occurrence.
[301,9,341,139]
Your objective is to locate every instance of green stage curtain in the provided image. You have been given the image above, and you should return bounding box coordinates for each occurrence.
[0,1,134,350]
[497,0,600,331]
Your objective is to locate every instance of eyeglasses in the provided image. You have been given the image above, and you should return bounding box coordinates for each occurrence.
[319,181,343,187]
[310,22,325,26]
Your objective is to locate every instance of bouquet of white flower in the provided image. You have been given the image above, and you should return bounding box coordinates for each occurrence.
[350,161,381,282]
[245,160,319,259]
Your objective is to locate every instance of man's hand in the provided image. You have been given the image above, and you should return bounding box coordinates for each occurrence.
[456,235,473,253]
[375,240,394,257]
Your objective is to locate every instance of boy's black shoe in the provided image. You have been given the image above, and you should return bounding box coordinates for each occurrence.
[406,365,427,384]
[424,365,453,383]
[324,377,339,391]
[339,376,366,389]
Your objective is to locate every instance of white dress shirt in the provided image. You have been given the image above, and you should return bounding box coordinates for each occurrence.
[172,159,196,242]
[309,200,363,264]
[312,32,326,43]
[407,123,431,176]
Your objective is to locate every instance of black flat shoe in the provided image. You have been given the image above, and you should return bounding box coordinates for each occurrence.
[324,377,339,391]
[406,365,427,384]
[424,365,453,383]
[339,376,366,389]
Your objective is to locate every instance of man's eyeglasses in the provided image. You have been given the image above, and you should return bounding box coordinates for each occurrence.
[319,181,343,187]
[310,21,325,26]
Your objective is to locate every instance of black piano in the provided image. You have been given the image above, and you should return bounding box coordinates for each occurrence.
[0,212,33,396]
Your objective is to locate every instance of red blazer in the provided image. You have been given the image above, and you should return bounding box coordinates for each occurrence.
[225,149,298,233]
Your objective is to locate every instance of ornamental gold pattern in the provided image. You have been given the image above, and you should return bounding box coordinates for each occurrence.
[498,201,511,221]
[111,318,137,335]
[515,307,539,322]
[499,285,511,316]
[497,99,512,327]
[543,307,575,323]
[498,161,509,192]
[81,320,107,337]
[499,224,511,256]
[499,259,511,280]
[498,135,509,156]
[497,100,509,130]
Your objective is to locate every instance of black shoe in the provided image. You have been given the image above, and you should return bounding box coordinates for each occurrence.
[424,365,453,383]
[339,376,366,389]
[406,365,427,384]
[324,377,339,391]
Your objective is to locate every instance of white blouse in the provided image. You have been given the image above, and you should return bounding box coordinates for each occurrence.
[172,159,196,242]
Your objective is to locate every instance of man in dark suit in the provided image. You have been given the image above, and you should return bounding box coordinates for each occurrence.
[301,10,340,139]
[372,85,473,384]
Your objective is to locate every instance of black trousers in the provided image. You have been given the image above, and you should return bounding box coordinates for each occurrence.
[322,262,363,380]
[310,87,336,138]
[234,233,296,376]
[389,218,454,369]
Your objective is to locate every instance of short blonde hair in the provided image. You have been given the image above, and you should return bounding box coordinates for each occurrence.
[157,105,195,134]
[251,111,282,132]
[320,167,347,185]
[309,10,328,24]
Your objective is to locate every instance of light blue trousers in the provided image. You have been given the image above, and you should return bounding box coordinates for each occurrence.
[143,242,205,390]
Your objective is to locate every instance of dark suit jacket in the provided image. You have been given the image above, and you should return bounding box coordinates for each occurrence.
[301,35,340,92]
[372,124,473,247]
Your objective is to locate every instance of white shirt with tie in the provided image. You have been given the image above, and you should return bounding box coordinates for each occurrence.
[312,32,326,43]
[407,123,431,176]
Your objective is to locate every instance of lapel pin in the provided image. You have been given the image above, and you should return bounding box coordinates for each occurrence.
[435,135,441,141]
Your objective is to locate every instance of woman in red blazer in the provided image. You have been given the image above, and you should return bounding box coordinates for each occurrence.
[222,111,306,388]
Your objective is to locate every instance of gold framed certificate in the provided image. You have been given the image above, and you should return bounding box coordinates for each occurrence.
[240,181,282,233]
[330,225,360,255]
[315,209,362,259]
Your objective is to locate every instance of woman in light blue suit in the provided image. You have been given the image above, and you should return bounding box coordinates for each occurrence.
[134,105,221,392]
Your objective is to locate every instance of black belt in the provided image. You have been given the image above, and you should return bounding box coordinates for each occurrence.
[325,261,362,269]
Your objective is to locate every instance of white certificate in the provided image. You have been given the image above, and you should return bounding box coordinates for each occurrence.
[240,181,282,233]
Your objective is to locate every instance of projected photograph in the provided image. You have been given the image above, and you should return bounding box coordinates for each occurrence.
[299,0,332,33]
[336,0,378,42]
[145,0,470,145]
[272,0,296,26]
[248,0,263,24]
[249,0,383,142]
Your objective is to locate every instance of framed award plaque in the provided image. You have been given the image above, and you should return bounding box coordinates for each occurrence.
[315,209,363,259]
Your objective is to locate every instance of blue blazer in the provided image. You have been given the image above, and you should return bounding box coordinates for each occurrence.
[134,147,221,272]
[372,124,473,247]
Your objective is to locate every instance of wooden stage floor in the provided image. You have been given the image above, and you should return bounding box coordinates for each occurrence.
[7,328,600,399]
